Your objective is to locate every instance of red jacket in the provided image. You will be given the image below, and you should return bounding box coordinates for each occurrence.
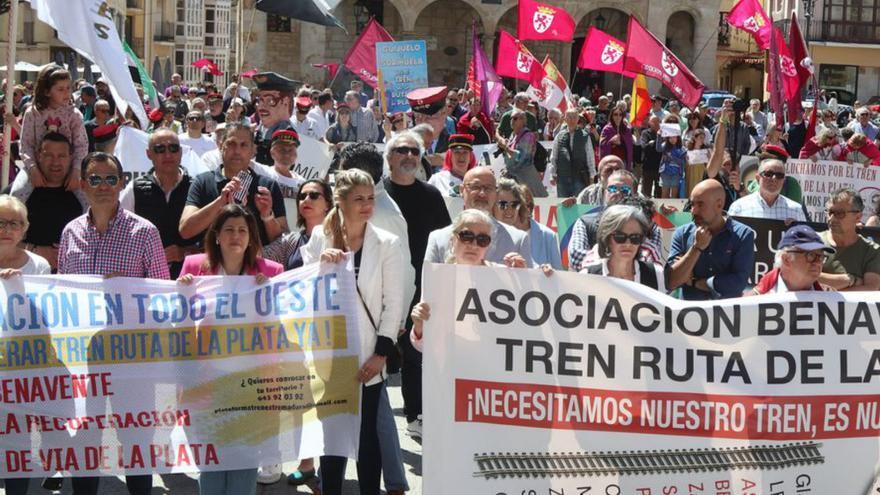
[753,268,822,294]
[456,111,495,141]
[840,140,880,166]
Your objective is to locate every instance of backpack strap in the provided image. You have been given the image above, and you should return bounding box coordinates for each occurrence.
[637,260,659,290]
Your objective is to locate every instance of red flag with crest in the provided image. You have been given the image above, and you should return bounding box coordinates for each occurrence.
[495,31,546,86]
[773,27,804,122]
[622,16,705,108]
[527,56,574,113]
[517,0,576,42]
[727,0,772,50]
[577,27,637,78]
[342,18,393,89]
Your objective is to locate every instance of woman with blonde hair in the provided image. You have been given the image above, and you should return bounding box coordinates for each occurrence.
[301,168,406,495]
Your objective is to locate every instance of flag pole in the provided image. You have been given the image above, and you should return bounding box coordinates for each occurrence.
[2,0,20,189]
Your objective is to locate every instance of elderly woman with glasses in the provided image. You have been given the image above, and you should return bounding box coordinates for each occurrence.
[581,204,667,292]
[410,208,530,351]
[496,108,548,197]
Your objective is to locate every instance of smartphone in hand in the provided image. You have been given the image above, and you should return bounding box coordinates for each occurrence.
[233,170,253,204]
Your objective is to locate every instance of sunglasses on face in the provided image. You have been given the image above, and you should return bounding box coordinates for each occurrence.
[187,116,203,122]
[496,200,521,211]
[760,170,785,180]
[610,231,644,245]
[456,230,492,247]
[606,184,633,195]
[86,174,120,187]
[393,146,420,156]
[256,95,281,107]
[298,191,323,201]
[151,143,181,154]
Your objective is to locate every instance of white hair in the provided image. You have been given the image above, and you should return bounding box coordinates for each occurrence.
[383,131,424,163]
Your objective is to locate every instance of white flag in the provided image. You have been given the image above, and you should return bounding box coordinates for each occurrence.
[26,0,148,126]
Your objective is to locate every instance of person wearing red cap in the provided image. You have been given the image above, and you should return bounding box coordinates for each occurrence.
[428,134,475,196]
[290,95,322,141]
[407,86,451,169]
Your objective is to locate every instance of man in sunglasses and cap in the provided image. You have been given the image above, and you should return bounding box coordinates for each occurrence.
[252,71,299,164]
[748,224,835,295]
[291,95,322,141]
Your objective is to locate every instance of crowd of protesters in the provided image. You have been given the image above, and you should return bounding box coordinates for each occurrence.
[2,62,880,495]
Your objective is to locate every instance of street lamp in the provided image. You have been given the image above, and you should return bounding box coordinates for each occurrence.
[354,0,370,34]
[802,0,816,45]
[595,12,606,31]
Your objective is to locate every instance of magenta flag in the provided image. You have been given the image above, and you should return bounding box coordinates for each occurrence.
[495,31,546,86]
[727,0,772,50]
[342,19,393,89]
[517,0,576,42]
[577,27,637,78]
[471,23,503,116]
[622,16,705,108]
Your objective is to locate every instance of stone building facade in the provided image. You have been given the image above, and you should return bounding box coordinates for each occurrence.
[237,0,721,101]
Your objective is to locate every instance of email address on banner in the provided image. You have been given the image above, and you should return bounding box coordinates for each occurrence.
[455,379,880,440]
[213,398,350,414]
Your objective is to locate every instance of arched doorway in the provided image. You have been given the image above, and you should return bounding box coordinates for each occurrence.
[666,12,695,67]
[412,0,484,87]
[571,8,630,98]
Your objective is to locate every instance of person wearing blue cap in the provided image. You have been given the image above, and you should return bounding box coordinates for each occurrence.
[749,224,836,295]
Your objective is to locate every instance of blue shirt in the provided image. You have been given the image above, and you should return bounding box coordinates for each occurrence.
[666,217,755,300]
[529,219,562,270]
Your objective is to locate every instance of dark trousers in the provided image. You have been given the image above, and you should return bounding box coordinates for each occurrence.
[399,329,422,423]
[320,382,383,495]
[2,478,30,495]
[72,474,152,495]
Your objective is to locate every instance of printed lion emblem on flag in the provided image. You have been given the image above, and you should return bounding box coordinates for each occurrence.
[601,42,624,65]
[517,52,533,73]
[661,51,679,77]
[533,7,555,33]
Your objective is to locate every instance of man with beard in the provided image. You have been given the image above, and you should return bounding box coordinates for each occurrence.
[667,179,755,300]
[251,72,299,164]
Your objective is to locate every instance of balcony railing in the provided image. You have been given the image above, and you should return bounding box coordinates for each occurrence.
[775,18,880,45]
[153,21,175,42]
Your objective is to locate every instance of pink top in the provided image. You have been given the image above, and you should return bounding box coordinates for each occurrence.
[179,253,284,277]
[20,104,89,173]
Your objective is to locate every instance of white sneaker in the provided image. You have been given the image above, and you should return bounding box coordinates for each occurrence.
[407,415,423,440]
[257,464,283,484]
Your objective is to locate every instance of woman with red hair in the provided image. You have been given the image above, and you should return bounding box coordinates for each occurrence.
[428,134,476,196]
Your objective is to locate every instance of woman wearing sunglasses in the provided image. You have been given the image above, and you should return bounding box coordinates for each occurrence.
[263,179,333,271]
[300,168,406,495]
[581,205,667,292]
[492,178,529,229]
[410,209,529,351]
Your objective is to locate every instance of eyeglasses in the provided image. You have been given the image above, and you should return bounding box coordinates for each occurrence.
[297,109,309,114]
[464,183,494,194]
[610,232,644,245]
[298,191,323,201]
[456,230,492,247]
[187,117,203,122]
[496,200,521,211]
[606,184,633,196]
[255,95,281,107]
[826,209,860,217]
[151,143,181,154]
[760,170,785,180]
[392,146,420,156]
[791,251,827,264]
[0,219,24,231]
[86,174,120,187]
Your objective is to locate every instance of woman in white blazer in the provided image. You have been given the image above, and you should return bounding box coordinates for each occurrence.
[301,168,405,495]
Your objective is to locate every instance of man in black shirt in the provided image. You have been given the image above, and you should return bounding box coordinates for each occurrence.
[120,129,199,278]
[381,130,451,435]
[180,123,286,245]
[15,132,86,270]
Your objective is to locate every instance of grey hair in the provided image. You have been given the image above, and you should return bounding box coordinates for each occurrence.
[383,131,424,163]
[445,209,495,264]
[827,187,865,212]
[514,92,530,102]
[774,249,797,268]
[758,158,785,173]
[509,107,526,120]
[410,123,434,140]
[547,108,562,119]
[595,205,651,258]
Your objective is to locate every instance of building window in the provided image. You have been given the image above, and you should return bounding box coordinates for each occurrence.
[267,14,291,32]
[818,64,858,103]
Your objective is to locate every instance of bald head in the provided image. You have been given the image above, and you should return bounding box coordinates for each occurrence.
[462,167,497,211]
[148,128,178,146]
[690,179,725,227]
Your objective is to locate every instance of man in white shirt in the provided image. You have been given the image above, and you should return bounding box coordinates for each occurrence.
[728,159,806,222]
[307,92,334,139]
[178,110,218,157]
[291,95,323,141]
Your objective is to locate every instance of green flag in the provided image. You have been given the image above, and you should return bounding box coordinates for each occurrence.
[121,40,158,109]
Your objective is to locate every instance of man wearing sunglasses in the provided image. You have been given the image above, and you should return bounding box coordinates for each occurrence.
[291,95,323,141]
[251,72,298,165]
[180,123,287,246]
[119,129,199,278]
[728,159,807,223]
[817,188,880,291]
[749,224,835,295]
[407,87,452,170]
[425,167,531,266]
[178,110,217,157]
[568,169,638,272]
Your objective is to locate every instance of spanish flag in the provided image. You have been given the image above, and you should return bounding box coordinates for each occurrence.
[630,74,650,127]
